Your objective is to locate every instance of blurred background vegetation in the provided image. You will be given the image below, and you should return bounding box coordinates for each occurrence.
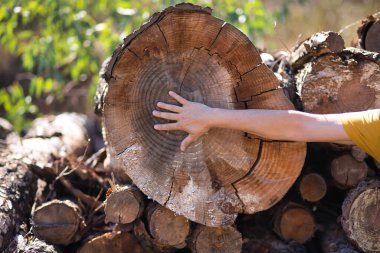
[0,0,379,132]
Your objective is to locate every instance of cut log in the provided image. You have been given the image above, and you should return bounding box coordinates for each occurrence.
[0,148,37,251]
[78,231,147,253]
[25,113,94,156]
[341,179,380,252]
[134,219,167,253]
[274,202,316,244]
[32,199,85,245]
[299,173,327,202]
[104,185,144,224]
[9,113,95,181]
[320,223,360,253]
[146,203,190,249]
[99,2,306,226]
[357,15,380,54]
[296,48,380,113]
[330,154,368,189]
[290,31,345,71]
[351,145,368,162]
[188,225,242,253]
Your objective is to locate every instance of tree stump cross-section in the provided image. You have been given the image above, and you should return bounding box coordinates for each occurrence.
[100,3,306,226]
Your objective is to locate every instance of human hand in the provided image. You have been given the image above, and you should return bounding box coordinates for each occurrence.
[152,91,213,151]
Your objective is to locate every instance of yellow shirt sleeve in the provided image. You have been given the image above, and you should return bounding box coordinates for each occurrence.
[340,109,380,163]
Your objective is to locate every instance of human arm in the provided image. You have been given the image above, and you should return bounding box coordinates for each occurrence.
[152,91,353,151]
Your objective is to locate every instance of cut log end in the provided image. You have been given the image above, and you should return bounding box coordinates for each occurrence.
[147,204,190,248]
[330,154,368,189]
[104,185,144,224]
[274,203,316,244]
[78,232,147,253]
[341,179,380,252]
[32,199,85,245]
[299,173,327,202]
[296,48,380,114]
[189,225,242,253]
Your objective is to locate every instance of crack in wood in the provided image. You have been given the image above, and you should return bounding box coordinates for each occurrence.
[231,140,263,193]
[156,23,169,53]
[208,22,226,50]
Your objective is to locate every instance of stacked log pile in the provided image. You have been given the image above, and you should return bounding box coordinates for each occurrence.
[1,4,379,253]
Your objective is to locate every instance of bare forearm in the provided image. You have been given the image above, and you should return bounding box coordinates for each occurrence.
[207,108,352,143]
[152,91,353,151]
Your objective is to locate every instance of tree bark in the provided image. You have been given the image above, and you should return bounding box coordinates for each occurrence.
[320,223,360,253]
[330,154,368,189]
[32,199,85,245]
[341,179,380,252]
[243,236,307,253]
[299,173,327,202]
[104,185,144,224]
[0,148,37,252]
[5,235,62,253]
[357,15,380,54]
[9,113,96,181]
[188,225,242,253]
[274,202,316,244]
[290,31,345,72]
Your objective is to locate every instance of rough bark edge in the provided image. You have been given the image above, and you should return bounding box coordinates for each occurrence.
[357,15,378,50]
[103,3,212,82]
[341,179,380,253]
[0,147,38,251]
[338,47,380,64]
[290,31,345,71]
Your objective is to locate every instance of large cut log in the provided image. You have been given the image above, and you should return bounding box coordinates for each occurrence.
[0,148,37,252]
[32,199,85,245]
[290,31,345,72]
[97,2,306,226]
[188,225,242,253]
[357,15,380,54]
[296,47,380,114]
[104,185,144,224]
[146,203,190,249]
[341,179,380,252]
[330,154,368,189]
[274,202,316,244]
[78,232,147,253]
[299,173,327,202]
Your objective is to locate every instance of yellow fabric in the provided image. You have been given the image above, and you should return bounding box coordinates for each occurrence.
[340,109,380,163]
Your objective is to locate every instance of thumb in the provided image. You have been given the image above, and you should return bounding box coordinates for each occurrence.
[180,134,197,151]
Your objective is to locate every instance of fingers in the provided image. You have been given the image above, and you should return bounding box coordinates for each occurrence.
[157,102,182,113]
[154,123,180,131]
[168,91,188,105]
[180,134,194,151]
[152,110,179,121]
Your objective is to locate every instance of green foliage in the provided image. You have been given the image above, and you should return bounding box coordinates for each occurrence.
[0,82,38,132]
[0,0,280,132]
